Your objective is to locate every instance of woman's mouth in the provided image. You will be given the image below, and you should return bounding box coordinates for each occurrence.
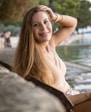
[40,32,49,37]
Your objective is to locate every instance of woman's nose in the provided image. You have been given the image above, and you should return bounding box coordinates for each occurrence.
[40,24,46,31]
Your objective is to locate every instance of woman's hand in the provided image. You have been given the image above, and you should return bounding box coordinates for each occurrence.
[68,92,91,106]
[39,5,57,22]
[86,92,91,100]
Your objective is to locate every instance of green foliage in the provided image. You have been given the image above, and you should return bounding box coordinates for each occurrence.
[0,0,33,24]
[0,0,91,31]
[53,0,80,17]
[50,0,91,30]
[77,0,91,29]
[33,0,49,6]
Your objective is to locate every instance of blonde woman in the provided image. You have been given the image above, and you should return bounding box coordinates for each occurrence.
[13,5,91,111]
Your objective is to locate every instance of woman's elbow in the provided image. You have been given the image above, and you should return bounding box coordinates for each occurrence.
[74,18,78,27]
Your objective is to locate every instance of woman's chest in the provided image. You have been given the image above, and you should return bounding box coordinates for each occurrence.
[47,49,66,74]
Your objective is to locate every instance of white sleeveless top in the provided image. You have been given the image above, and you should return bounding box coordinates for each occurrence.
[46,47,71,94]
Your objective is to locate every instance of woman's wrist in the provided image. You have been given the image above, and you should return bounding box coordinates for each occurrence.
[54,13,63,22]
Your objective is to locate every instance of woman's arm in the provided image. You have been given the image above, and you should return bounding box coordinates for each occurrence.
[53,14,77,46]
[66,92,91,106]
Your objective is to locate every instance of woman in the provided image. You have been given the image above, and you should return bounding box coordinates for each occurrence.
[13,5,91,111]
[3,31,12,48]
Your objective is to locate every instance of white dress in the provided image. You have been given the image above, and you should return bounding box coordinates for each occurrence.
[47,47,79,95]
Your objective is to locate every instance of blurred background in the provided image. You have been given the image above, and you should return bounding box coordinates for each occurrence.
[0,0,91,92]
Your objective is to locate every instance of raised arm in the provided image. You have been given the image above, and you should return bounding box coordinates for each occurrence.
[52,14,77,46]
[38,5,77,47]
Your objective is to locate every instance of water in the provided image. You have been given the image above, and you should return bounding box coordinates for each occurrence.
[57,45,91,67]
[56,35,91,92]
[57,34,91,67]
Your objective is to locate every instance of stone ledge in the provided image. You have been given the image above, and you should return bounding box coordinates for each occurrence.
[0,67,66,112]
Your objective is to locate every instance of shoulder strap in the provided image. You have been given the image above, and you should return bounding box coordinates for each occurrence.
[27,77,74,112]
[0,60,13,71]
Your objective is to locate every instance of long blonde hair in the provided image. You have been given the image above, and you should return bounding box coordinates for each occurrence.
[13,5,54,85]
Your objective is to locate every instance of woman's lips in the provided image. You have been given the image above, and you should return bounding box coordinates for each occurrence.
[40,32,49,37]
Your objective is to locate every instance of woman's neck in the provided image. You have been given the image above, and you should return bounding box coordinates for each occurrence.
[40,42,50,53]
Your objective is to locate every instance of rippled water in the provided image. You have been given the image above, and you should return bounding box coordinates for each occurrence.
[57,45,91,67]
[57,34,91,67]
[56,35,91,92]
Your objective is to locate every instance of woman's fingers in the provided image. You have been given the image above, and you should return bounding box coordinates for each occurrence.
[39,5,56,21]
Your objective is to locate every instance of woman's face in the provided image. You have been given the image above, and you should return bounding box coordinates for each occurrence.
[32,11,52,43]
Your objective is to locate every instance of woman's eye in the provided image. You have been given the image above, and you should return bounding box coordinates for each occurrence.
[44,20,48,24]
[33,23,39,27]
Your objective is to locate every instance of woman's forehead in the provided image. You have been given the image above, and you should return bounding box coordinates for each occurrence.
[32,11,48,22]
